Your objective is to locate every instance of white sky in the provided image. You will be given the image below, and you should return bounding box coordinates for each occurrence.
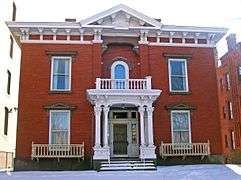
[15,0,241,56]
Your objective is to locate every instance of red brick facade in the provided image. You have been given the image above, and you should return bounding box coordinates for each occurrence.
[217,35,241,157]
[16,41,224,159]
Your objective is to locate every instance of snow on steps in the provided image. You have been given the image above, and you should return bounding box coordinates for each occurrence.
[100,160,156,171]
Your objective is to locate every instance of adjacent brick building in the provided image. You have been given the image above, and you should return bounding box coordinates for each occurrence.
[7,4,228,170]
[217,34,241,158]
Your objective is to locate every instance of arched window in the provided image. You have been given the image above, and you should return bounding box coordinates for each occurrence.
[111,60,129,89]
[114,64,126,79]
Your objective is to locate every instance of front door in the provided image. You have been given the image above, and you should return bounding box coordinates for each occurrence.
[113,124,128,156]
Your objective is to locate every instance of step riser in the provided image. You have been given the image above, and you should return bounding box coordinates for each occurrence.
[99,160,156,171]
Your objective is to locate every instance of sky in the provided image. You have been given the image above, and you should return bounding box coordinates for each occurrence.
[14,0,241,56]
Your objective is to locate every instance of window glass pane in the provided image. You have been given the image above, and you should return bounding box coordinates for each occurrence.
[172,112,189,130]
[173,131,189,143]
[53,59,69,74]
[169,59,187,91]
[51,112,69,130]
[52,58,70,90]
[50,111,69,144]
[171,77,186,91]
[51,131,68,144]
[170,60,185,76]
[172,111,190,143]
[114,64,125,79]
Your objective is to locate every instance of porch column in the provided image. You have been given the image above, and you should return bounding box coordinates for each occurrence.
[103,106,109,147]
[94,105,102,148]
[146,106,154,147]
[139,106,146,146]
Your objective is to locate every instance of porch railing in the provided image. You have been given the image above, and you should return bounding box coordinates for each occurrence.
[160,141,210,159]
[96,76,152,90]
[31,142,84,160]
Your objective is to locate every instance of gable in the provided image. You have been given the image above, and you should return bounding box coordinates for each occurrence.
[80,4,162,28]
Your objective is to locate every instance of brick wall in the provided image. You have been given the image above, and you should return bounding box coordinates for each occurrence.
[16,42,223,159]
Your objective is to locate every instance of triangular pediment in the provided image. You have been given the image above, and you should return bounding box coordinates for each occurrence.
[80,4,162,28]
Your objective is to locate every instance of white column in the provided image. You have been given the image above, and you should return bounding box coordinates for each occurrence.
[94,105,102,148]
[146,106,154,147]
[103,106,109,147]
[139,106,146,147]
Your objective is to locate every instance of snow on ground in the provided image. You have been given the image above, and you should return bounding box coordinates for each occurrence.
[0,165,241,180]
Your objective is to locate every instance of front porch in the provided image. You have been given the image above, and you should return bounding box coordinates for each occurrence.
[87,77,162,161]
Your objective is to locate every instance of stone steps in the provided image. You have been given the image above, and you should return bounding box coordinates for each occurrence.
[99,160,156,171]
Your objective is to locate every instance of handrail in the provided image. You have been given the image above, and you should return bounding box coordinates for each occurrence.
[96,76,152,90]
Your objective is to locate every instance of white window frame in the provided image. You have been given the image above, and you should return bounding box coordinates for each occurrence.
[50,56,72,91]
[171,110,192,143]
[168,58,189,92]
[111,60,129,80]
[231,131,236,149]
[226,73,231,90]
[49,110,71,144]
[228,101,234,119]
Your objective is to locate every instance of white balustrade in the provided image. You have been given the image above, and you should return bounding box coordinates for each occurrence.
[160,141,210,158]
[31,142,84,160]
[95,76,152,90]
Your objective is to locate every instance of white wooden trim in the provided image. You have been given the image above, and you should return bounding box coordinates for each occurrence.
[111,60,129,80]
[168,58,189,93]
[49,110,71,144]
[21,40,92,44]
[149,42,216,48]
[170,110,192,143]
[50,56,72,91]
[229,101,234,119]
[231,131,236,149]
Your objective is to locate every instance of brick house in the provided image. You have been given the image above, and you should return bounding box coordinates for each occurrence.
[7,4,228,170]
[217,34,241,158]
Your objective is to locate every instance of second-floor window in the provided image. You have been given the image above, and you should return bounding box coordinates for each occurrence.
[239,66,241,82]
[111,60,129,89]
[228,101,234,119]
[51,57,71,91]
[7,70,11,95]
[226,73,231,90]
[168,58,189,92]
[10,35,13,58]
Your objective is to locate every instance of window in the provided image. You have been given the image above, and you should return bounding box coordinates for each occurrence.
[226,73,230,90]
[224,135,228,148]
[228,101,233,119]
[7,70,11,95]
[239,67,241,82]
[231,131,235,149]
[171,110,191,143]
[51,57,71,91]
[49,110,70,144]
[220,78,223,91]
[4,107,9,135]
[168,58,188,92]
[12,2,16,21]
[111,60,129,89]
[10,35,13,58]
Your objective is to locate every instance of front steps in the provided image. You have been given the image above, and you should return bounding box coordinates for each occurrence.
[99,159,156,171]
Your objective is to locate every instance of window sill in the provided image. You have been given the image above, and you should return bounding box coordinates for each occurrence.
[169,91,192,95]
[49,90,72,94]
